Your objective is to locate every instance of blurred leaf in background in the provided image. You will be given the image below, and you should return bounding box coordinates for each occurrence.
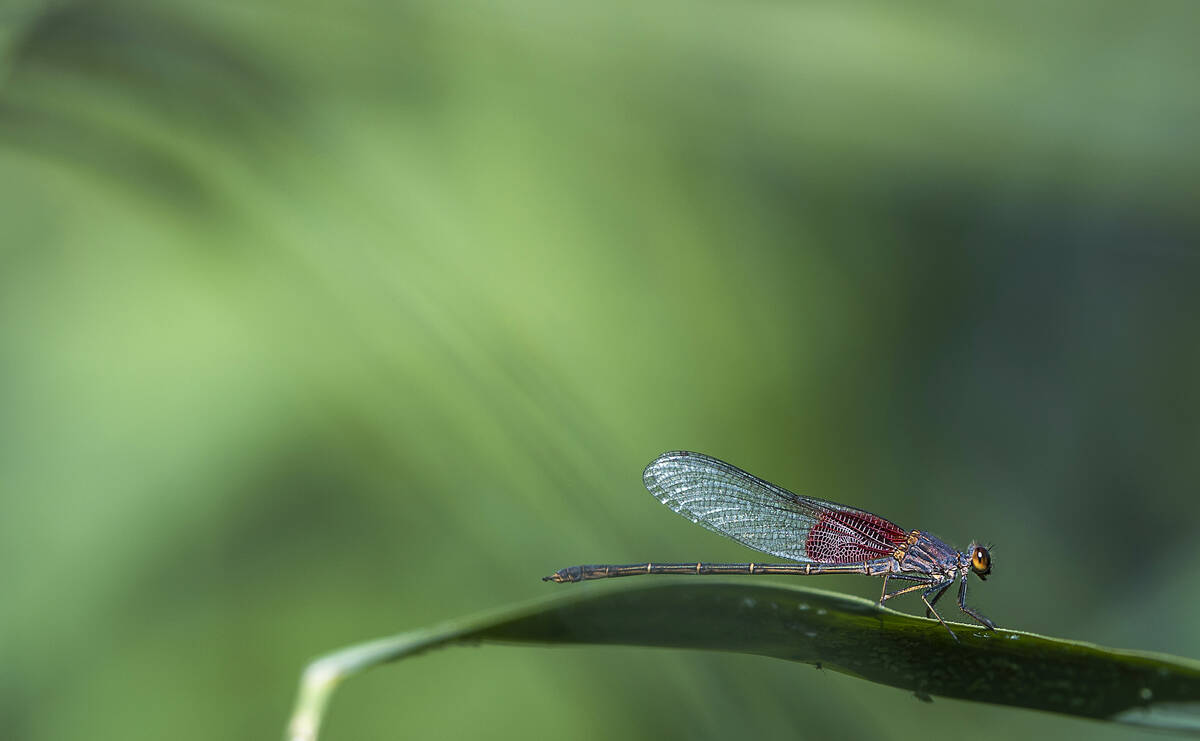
[1,1,1198,739]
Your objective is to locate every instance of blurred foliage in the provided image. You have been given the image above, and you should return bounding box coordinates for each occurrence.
[1,1,1198,740]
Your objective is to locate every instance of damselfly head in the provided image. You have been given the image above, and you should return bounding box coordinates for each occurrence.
[968,543,992,580]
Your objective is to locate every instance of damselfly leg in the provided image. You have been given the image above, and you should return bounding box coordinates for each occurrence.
[925,582,951,618]
[958,576,995,630]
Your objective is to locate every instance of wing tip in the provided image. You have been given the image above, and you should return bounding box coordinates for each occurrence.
[642,449,697,482]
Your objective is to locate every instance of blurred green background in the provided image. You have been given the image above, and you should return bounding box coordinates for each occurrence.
[2,1,1199,739]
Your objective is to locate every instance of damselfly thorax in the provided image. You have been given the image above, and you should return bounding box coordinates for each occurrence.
[544,451,995,641]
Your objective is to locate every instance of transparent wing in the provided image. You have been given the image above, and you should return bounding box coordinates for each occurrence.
[642,451,905,563]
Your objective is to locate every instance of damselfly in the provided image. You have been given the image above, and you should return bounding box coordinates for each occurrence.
[544,451,995,640]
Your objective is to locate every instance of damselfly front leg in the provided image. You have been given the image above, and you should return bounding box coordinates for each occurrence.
[958,575,995,630]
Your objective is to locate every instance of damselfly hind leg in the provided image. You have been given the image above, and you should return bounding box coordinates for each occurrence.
[879,578,932,603]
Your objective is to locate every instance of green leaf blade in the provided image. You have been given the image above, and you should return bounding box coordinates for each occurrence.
[288,582,1200,739]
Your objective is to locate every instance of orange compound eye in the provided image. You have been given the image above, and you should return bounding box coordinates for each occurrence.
[971,546,991,575]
